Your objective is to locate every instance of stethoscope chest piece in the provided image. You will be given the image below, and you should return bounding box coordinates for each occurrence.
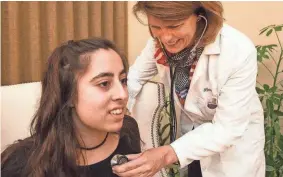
[110,154,129,167]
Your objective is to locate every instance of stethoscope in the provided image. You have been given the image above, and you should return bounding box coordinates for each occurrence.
[157,14,217,142]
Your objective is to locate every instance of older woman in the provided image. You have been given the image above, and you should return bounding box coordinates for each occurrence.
[1,38,141,177]
[113,1,265,177]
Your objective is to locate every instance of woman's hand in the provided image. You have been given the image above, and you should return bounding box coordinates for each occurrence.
[112,145,178,177]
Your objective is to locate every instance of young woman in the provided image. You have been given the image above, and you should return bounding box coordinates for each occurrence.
[1,38,141,177]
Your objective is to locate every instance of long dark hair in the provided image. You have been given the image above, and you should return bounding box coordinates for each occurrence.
[1,38,128,177]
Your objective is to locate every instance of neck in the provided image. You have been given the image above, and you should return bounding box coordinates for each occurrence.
[77,130,108,149]
[76,133,119,165]
[73,111,109,149]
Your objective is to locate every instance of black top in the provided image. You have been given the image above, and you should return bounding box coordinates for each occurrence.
[78,115,141,177]
[1,115,141,177]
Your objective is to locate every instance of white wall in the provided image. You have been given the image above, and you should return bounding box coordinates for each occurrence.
[221,2,283,86]
[127,1,151,65]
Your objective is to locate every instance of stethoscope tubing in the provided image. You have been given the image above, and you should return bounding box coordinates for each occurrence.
[157,15,209,142]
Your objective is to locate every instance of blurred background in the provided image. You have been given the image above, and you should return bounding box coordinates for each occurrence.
[1,1,282,86]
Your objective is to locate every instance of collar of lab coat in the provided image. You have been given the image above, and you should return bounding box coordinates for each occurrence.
[202,26,222,55]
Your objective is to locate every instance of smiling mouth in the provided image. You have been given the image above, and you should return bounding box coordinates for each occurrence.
[165,39,179,47]
[110,108,123,115]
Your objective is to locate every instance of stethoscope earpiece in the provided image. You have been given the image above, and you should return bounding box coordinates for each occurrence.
[197,16,201,22]
[197,15,206,22]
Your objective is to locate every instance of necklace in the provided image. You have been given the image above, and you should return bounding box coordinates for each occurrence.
[79,132,109,151]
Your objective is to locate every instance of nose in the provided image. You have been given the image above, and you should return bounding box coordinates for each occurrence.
[160,29,174,44]
[112,81,128,101]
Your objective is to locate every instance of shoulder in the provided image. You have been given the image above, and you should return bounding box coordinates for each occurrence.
[121,115,140,138]
[123,115,139,128]
[120,115,141,152]
[1,138,34,177]
[144,37,156,49]
[139,37,156,56]
[214,24,257,73]
[219,24,256,56]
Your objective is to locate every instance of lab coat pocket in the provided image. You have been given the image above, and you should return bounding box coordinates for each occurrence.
[189,74,218,121]
[196,93,217,121]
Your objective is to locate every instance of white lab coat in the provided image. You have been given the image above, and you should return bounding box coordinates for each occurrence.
[127,24,265,177]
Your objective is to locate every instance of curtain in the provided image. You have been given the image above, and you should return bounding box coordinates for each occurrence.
[1,1,128,85]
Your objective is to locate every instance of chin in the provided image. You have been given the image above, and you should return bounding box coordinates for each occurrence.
[166,45,186,54]
[167,47,182,54]
[109,121,124,133]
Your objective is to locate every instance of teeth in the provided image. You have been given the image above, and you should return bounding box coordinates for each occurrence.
[110,109,123,115]
[166,40,178,46]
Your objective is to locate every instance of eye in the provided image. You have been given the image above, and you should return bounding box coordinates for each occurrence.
[168,24,181,29]
[98,81,110,89]
[150,26,161,30]
[121,78,127,86]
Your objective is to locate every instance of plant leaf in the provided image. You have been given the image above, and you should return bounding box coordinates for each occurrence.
[257,55,262,62]
[256,44,278,62]
[266,99,274,115]
[259,27,270,35]
[263,54,269,59]
[279,165,283,176]
[263,84,270,91]
[266,165,275,171]
[266,44,278,52]
[270,86,278,92]
[275,110,283,117]
[259,25,274,35]
[274,25,283,32]
[274,122,281,141]
[273,94,282,99]
[272,97,281,105]
[256,87,265,94]
[266,29,273,36]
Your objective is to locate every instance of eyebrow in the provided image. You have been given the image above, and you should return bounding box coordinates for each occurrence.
[150,23,183,28]
[150,25,161,28]
[90,69,126,82]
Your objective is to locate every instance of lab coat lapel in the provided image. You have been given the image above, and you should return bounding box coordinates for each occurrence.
[185,31,222,114]
[184,53,209,115]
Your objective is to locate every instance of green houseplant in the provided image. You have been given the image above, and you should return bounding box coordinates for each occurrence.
[256,24,283,177]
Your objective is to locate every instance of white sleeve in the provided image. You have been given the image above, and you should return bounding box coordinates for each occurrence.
[171,49,258,168]
[127,38,158,112]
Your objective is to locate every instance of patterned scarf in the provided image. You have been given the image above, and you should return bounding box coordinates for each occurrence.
[154,46,204,106]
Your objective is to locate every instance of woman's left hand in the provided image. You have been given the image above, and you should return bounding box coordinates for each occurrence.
[112,145,178,177]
